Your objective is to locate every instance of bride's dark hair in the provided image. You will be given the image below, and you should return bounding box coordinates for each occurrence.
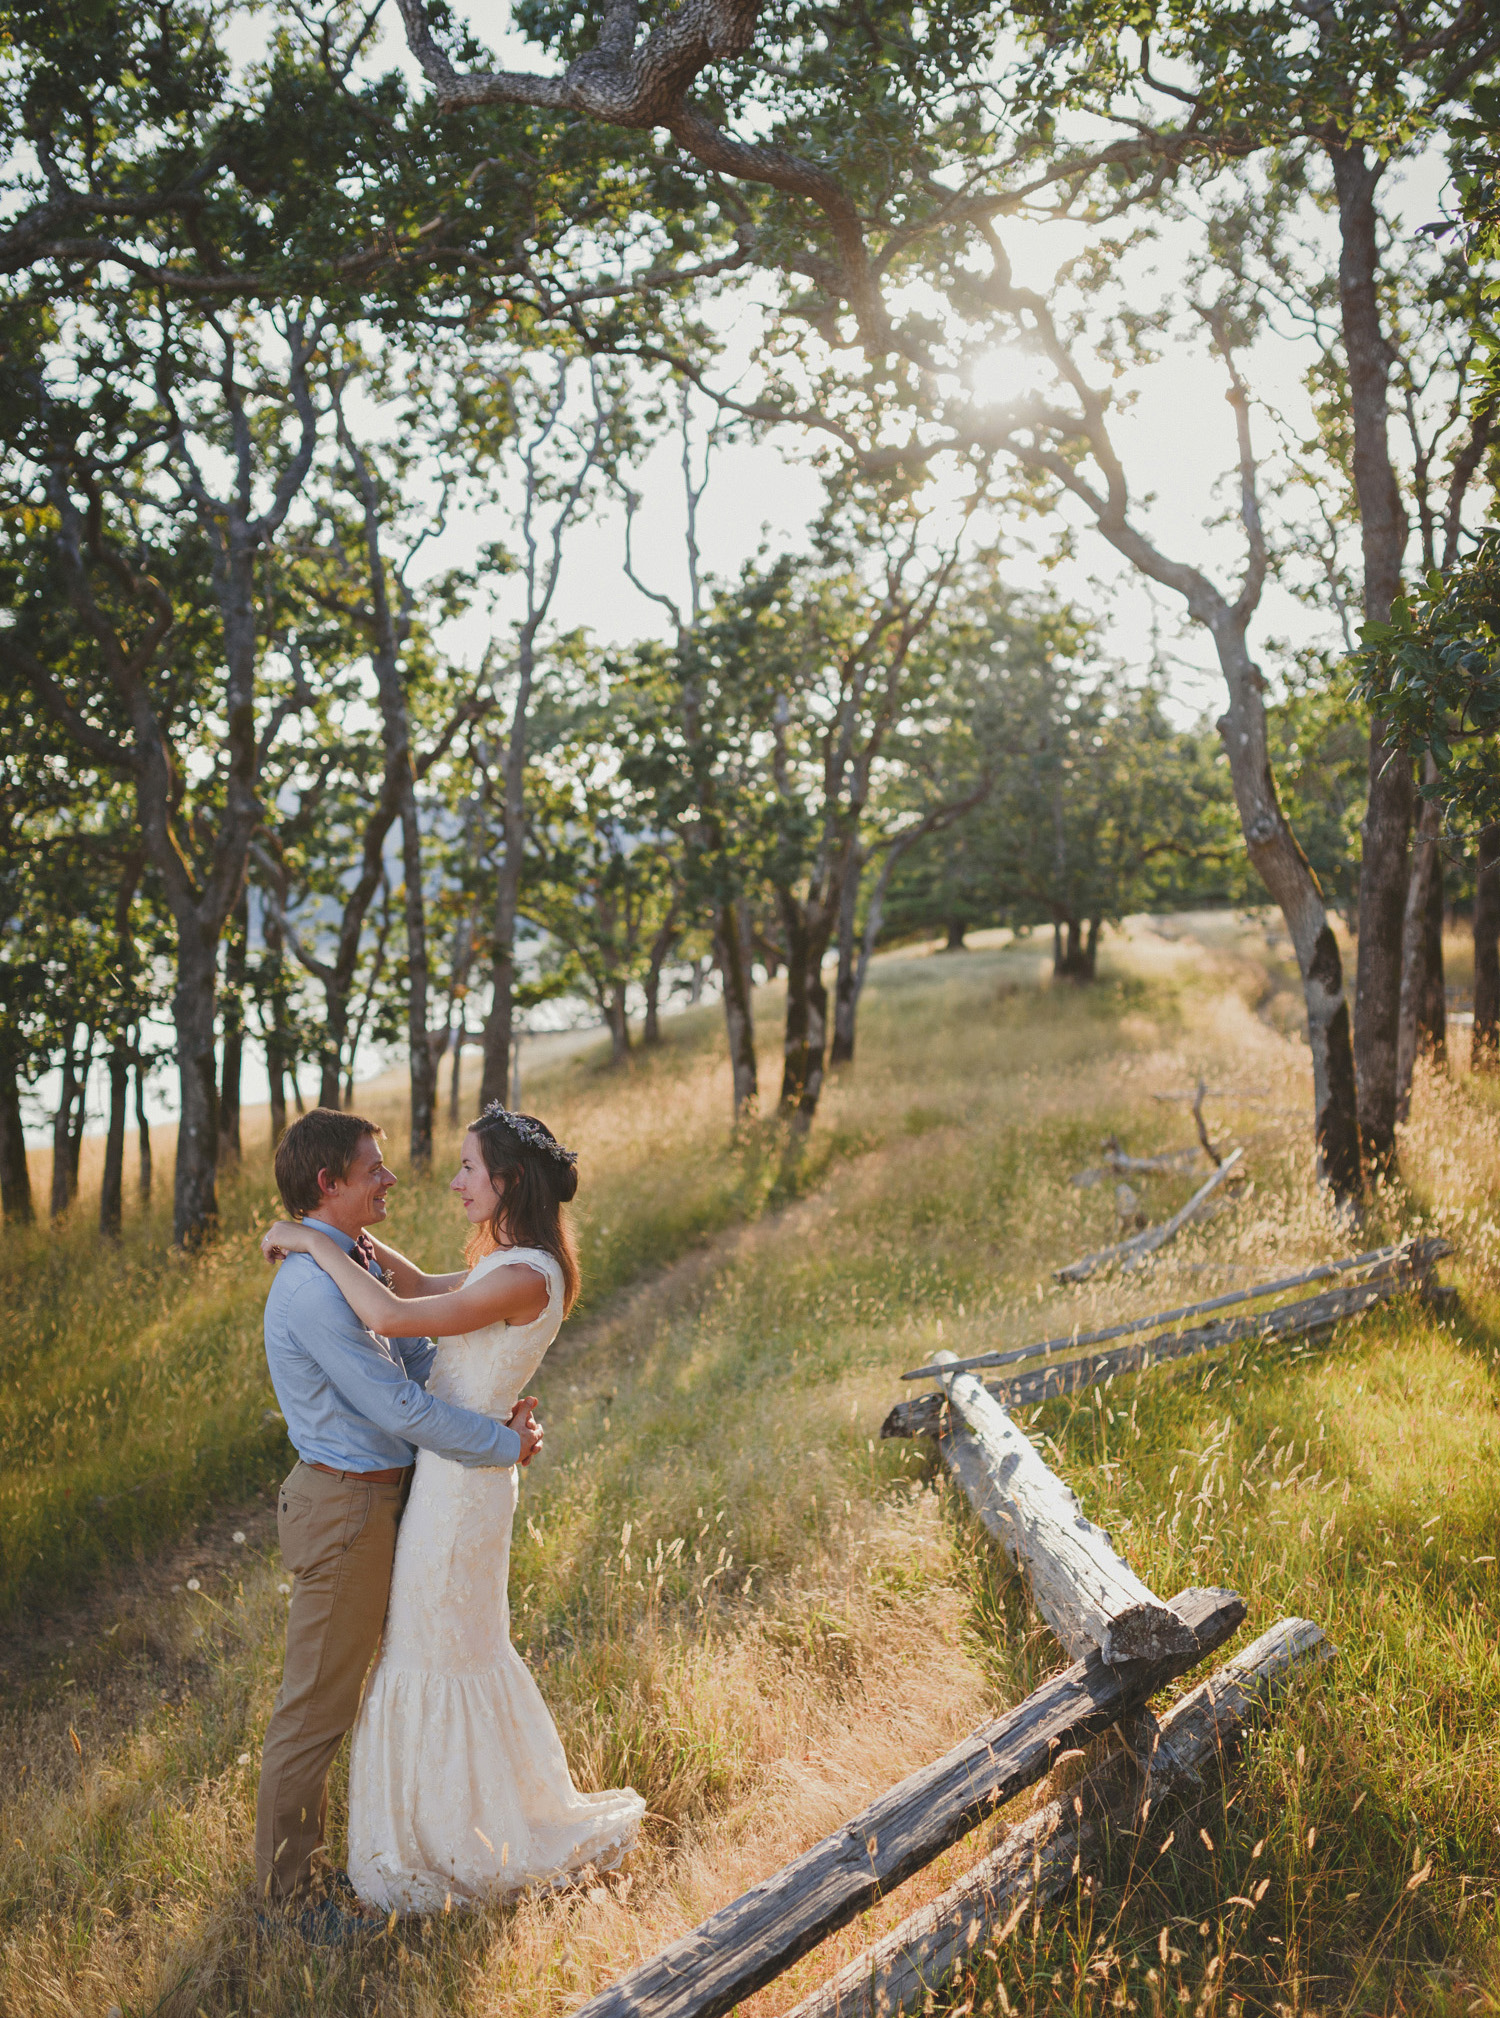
[464,1104,580,1314]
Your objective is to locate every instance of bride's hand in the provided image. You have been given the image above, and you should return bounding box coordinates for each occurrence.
[508,1395,543,1467]
[261,1219,314,1265]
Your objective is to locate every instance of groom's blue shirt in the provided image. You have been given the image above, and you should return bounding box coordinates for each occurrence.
[263,1218,521,1472]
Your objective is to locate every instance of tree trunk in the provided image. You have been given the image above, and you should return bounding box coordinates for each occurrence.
[64,1030,90,1201]
[218,888,247,1167]
[1213,617,1363,1200]
[1331,141,1412,1177]
[132,1034,152,1200]
[840,821,934,1063]
[1473,824,1500,1071]
[398,785,436,1168]
[1354,744,1413,1165]
[778,892,833,1131]
[0,1059,34,1226]
[830,851,862,1067]
[50,1026,81,1218]
[317,1006,345,1110]
[344,894,395,1110]
[445,904,480,1121]
[100,1046,128,1238]
[333,406,445,1165]
[28,335,314,1252]
[172,927,220,1245]
[177,478,291,1238]
[606,985,632,1064]
[944,917,966,953]
[779,897,812,1115]
[266,1042,287,1146]
[480,930,516,1112]
[449,1024,467,1122]
[479,634,537,1112]
[801,966,829,1129]
[642,907,679,1047]
[1420,855,1446,1067]
[1395,771,1445,1122]
[713,898,759,1124]
[1054,917,1096,982]
[257,905,290,1148]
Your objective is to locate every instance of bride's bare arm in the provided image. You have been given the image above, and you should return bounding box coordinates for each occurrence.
[363,1234,466,1298]
[260,1221,549,1335]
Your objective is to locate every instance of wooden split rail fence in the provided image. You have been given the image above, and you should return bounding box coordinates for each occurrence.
[570,1222,1449,2018]
[885,1237,1452,1442]
[1054,1148,1243,1283]
[781,1616,1330,2018]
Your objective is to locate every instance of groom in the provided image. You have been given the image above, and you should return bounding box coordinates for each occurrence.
[255,1107,539,1929]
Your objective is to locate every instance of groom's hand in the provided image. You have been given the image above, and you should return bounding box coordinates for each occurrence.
[508,1395,543,1467]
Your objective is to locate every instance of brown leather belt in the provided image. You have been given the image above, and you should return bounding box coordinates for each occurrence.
[307,1461,412,1485]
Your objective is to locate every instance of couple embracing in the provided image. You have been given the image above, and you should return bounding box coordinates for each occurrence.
[253,1101,642,1935]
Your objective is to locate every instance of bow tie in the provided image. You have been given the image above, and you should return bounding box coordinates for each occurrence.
[354,1232,380,1274]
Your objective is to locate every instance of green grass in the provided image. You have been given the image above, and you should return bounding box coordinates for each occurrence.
[4,919,1500,2018]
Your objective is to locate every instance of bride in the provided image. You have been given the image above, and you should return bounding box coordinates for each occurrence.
[261,1102,644,1914]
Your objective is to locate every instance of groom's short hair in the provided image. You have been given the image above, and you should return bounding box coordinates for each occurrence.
[274,1108,384,1218]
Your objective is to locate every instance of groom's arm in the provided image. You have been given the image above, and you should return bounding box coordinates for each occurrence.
[285,1275,521,1467]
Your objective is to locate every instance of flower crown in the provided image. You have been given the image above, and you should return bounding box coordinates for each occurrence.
[475,1101,578,1169]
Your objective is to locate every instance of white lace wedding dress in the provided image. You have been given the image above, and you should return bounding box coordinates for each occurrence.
[347,1246,644,1913]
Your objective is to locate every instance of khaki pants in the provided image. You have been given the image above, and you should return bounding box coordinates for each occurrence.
[254,1460,411,1904]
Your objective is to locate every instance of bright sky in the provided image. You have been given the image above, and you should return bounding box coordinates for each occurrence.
[398,9,1457,730]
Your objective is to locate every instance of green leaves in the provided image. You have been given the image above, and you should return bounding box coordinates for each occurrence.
[1352,529,1500,826]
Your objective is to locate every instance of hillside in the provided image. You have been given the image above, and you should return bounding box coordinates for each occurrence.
[3,918,1498,2018]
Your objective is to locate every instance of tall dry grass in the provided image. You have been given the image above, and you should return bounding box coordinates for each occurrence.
[3,919,1500,2018]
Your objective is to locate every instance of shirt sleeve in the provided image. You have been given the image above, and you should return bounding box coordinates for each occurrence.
[393,1333,438,1388]
[285,1276,520,1467]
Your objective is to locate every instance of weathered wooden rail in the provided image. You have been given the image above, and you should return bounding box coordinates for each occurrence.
[885,1237,1452,1443]
[929,1349,1194,1664]
[902,1240,1442,1384]
[570,1212,1416,2018]
[569,1587,1244,2018]
[1055,1149,1243,1283]
[779,1615,1330,2018]
[1072,1138,1206,1187]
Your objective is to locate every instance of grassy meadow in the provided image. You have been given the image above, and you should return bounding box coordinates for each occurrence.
[4,916,1500,2018]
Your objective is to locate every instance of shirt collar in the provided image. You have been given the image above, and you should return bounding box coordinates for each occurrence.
[301,1216,360,1257]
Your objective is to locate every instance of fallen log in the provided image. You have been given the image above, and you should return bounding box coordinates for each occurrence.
[932,1350,1194,1665]
[569,1586,1245,2018]
[884,1240,1452,1442]
[1055,1149,1243,1284]
[1152,1084,1269,1103]
[777,1616,1330,2018]
[1072,1140,1205,1188]
[902,1239,1441,1383]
